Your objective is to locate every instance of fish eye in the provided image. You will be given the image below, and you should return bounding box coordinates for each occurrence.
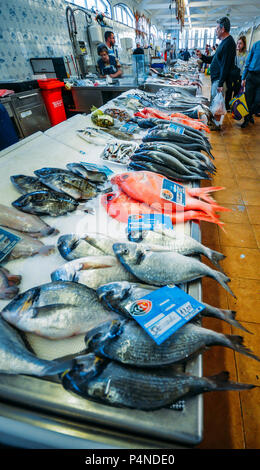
[107,194,114,201]
[123,248,129,255]
[122,174,128,180]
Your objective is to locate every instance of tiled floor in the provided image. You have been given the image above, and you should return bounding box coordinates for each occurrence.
[197,77,260,449]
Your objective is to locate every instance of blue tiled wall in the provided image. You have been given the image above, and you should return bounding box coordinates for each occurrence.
[0,0,76,81]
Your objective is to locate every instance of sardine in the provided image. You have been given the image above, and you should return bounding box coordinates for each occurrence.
[1,281,118,339]
[84,319,260,367]
[113,242,236,297]
[0,203,58,237]
[0,226,55,261]
[12,191,79,217]
[97,281,249,333]
[10,175,50,194]
[0,318,74,376]
[51,256,136,289]
[61,353,255,410]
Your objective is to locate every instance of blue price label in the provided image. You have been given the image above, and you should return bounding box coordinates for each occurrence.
[127,214,173,241]
[169,123,185,135]
[79,162,113,176]
[160,178,186,206]
[125,285,205,345]
[0,228,21,262]
[119,122,139,134]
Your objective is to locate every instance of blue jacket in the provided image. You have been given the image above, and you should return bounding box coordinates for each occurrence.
[97,54,118,76]
[242,40,260,80]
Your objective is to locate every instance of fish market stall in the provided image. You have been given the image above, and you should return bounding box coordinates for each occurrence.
[0,86,256,450]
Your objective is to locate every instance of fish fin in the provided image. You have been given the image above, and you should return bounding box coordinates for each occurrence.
[206,248,226,270]
[42,358,75,377]
[0,286,19,300]
[210,270,236,298]
[5,274,22,286]
[207,371,255,391]
[202,305,252,334]
[38,245,56,256]
[225,335,260,362]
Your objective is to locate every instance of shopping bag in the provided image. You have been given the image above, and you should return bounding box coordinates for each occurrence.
[210,91,226,126]
[229,88,249,120]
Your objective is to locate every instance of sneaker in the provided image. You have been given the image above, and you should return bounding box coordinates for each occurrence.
[249,116,255,124]
[241,119,249,128]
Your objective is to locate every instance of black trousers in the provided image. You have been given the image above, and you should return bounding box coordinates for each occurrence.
[245,71,260,117]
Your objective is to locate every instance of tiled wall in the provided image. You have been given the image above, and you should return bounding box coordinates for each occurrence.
[0,0,142,81]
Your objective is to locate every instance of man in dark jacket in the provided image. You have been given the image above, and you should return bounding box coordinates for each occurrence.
[196,17,236,102]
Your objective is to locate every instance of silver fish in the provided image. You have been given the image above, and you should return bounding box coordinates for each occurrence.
[51,256,136,289]
[0,226,55,261]
[0,318,73,376]
[0,203,58,237]
[97,281,249,333]
[57,233,124,261]
[112,242,236,298]
[1,281,118,339]
[84,319,260,367]
[128,227,225,270]
[61,353,255,410]
[66,163,108,183]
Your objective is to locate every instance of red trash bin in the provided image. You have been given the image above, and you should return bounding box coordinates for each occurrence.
[37,79,66,126]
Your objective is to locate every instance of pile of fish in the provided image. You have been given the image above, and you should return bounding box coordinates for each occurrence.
[102,171,230,227]
[101,142,138,165]
[134,108,210,133]
[10,164,108,217]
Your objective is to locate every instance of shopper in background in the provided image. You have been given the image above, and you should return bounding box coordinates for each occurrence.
[104,31,118,58]
[236,36,248,75]
[97,44,122,78]
[196,17,236,103]
[182,48,191,62]
[133,43,144,55]
[241,40,260,128]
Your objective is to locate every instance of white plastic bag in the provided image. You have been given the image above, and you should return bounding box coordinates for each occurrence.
[210,91,226,126]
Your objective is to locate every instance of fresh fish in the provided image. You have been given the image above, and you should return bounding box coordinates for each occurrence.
[66,163,107,184]
[0,226,55,261]
[34,168,74,178]
[51,256,137,289]
[97,281,249,333]
[12,191,79,217]
[1,281,118,339]
[62,353,255,410]
[37,172,98,201]
[112,171,230,220]
[10,175,50,194]
[112,242,236,297]
[129,159,210,182]
[77,127,116,146]
[0,318,74,376]
[0,267,21,286]
[0,268,19,299]
[85,319,260,367]
[57,233,119,261]
[0,203,58,237]
[100,127,135,141]
[128,227,225,269]
[102,190,225,227]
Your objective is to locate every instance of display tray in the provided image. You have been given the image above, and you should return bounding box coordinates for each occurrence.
[0,99,203,447]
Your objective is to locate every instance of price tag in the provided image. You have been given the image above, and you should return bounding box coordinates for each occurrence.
[119,122,139,134]
[127,213,173,241]
[160,178,186,206]
[0,228,21,262]
[124,285,205,345]
[79,162,113,176]
[169,123,185,135]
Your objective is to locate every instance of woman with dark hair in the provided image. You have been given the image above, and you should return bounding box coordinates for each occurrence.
[236,36,248,76]
[96,44,122,78]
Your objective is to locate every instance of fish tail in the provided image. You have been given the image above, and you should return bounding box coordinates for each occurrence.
[202,304,252,333]
[5,274,22,286]
[225,335,260,362]
[38,245,56,256]
[0,285,20,300]
[207,371,255,392]
[189,186,226,204]
[41,358,75,377]
[206,247,226,270]
[174,210,225,227]
[210,270,236,298]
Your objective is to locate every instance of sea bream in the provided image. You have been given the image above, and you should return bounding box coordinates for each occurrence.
[1,281,118,339]
[0,203,58,237]
[113,242,236,297]
[61,353,255,411]
[97,281,250,333]
[84,319,260,368]
[0,318,74,376]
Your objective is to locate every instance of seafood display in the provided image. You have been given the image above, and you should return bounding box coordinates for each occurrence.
[0,75,257,444]
[101,142,138,164]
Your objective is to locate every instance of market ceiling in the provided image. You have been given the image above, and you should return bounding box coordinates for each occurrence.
[139,0,260,32]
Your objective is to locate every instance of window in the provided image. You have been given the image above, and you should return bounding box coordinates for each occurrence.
[114,4,135,28]
[86,0,111,17]
[66,0,87,6]
[151,25,157,37]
